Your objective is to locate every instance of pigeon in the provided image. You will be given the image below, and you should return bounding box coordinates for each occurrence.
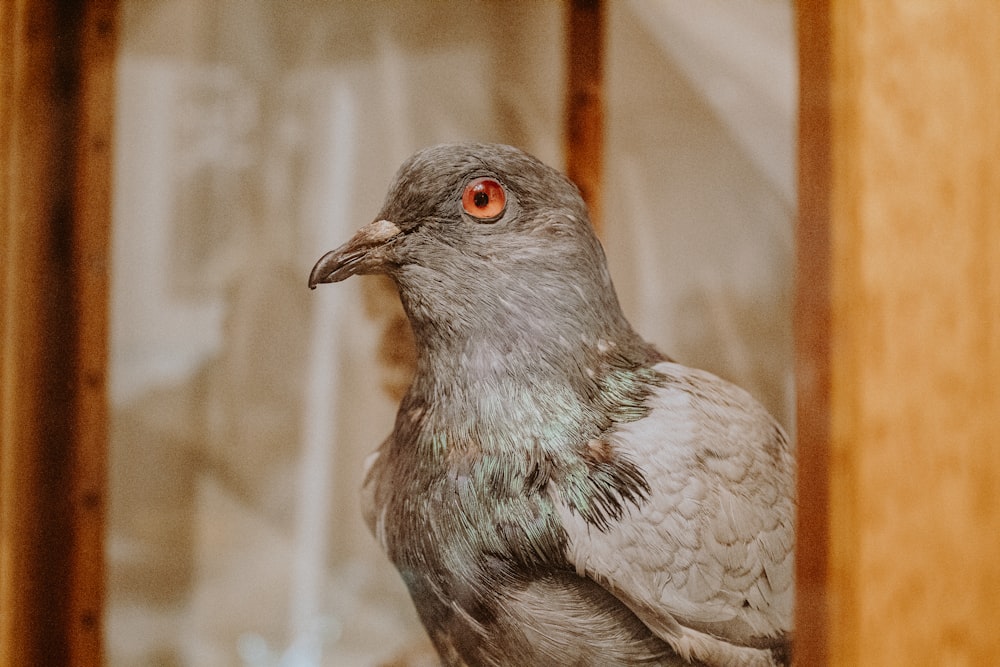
[309,143,794,667]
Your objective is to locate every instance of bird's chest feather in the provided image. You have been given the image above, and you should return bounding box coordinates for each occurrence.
[363,370,665,663]
[366,439,569,661]
[368,446,676,666]
[377,439,568,592]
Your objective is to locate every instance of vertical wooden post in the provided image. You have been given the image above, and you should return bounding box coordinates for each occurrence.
[0,2,118,666]
[794,2,832,664]
[69,3,118,664]
[565,0,605,233]
[796,2,1000,663]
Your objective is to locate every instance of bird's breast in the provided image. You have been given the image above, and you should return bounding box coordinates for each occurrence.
[404,566,676,666]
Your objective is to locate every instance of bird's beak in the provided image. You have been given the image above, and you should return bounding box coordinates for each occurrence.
[308,219,402,289]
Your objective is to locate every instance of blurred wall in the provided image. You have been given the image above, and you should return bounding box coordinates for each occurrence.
[107,2,794,665]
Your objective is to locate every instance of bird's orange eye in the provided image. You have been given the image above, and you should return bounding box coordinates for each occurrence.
[461,177,507,220]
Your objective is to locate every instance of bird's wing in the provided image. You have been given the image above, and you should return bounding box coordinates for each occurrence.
[551,362,795,667]
[360,440,390,548]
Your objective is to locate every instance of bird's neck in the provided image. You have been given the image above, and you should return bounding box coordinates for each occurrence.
[396,265,650,373]
[392,310,665,462]
[388,261,665,460]
[405,300,651,394]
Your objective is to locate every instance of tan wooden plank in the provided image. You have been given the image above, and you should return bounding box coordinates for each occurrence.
[798,2,1000,663]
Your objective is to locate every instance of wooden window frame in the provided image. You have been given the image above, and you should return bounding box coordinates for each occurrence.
[1,3,116,666]
[3,2,999,665]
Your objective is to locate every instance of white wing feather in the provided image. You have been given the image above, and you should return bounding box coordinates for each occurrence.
[552,362,795,667]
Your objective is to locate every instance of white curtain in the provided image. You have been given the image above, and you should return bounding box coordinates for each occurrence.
[108,2,795,665]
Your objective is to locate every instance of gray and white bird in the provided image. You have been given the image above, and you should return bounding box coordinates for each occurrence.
[309,143,794,667]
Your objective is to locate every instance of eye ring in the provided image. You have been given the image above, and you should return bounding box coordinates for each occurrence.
[461,177,507,221]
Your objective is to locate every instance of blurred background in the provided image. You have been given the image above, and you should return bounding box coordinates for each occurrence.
[106,1,795,665]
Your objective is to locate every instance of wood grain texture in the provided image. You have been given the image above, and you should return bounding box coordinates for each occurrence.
[798,2,1000,663]
[565,0,605,233]
[794,1,832,664]
[1,5,75,665]
[68,2,118,664]
[0,2,117,666]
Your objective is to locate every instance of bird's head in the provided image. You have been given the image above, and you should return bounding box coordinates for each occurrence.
[309,143,645,366]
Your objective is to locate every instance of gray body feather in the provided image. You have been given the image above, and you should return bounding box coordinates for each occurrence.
[310,143,794,667]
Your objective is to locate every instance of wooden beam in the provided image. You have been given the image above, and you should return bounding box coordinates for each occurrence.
[69,3,118,664]
[564,0,605,233]
[0,2,118,666]
[794,1,832,664]
[796,2,1000,663]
